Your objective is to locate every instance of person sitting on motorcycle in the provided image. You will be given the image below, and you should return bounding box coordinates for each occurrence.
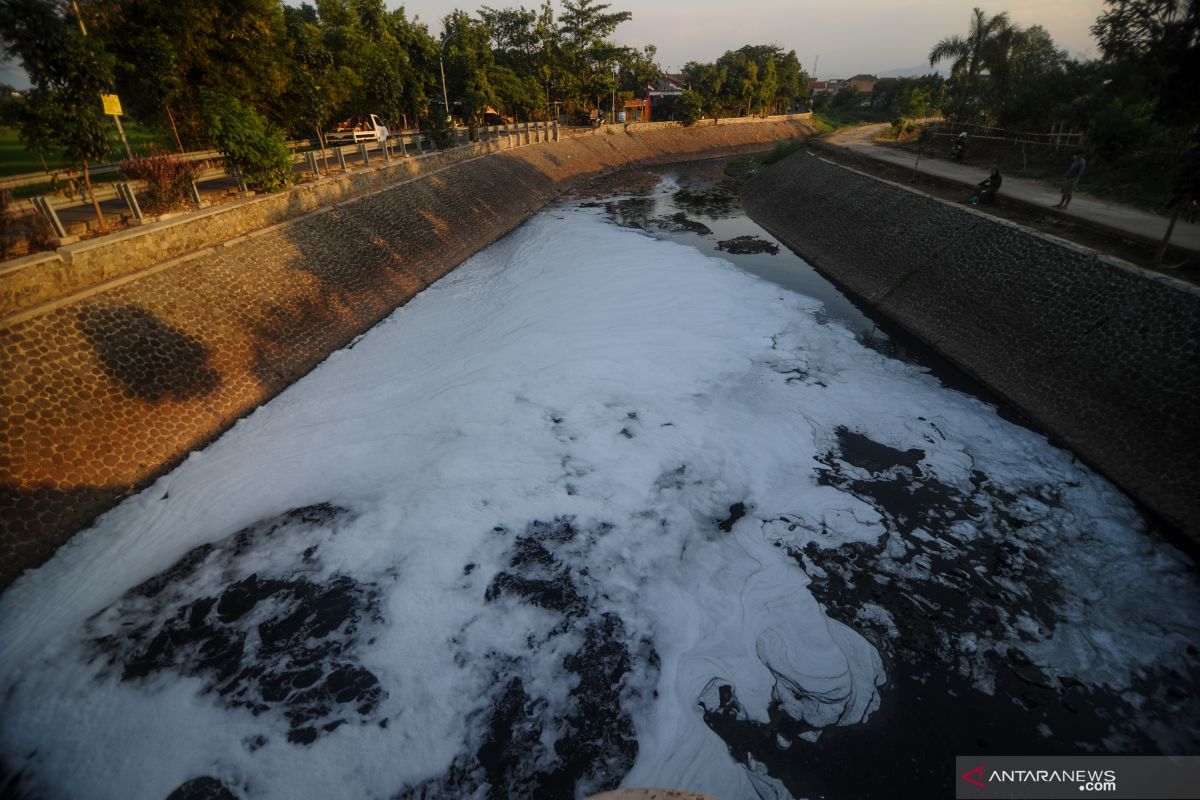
[971,168,1002,204]
[951,131,968,160]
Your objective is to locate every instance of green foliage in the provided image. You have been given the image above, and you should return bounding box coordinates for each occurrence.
[421,109,452,149]
[90,0,291,146]
[118,152,202,214]
[617,44,661,97]
[0,0,114,170]
[761,137,802,164]
[1093,0,1200,127]
[558,0,633,109]
[682,61,725,121]
[1087,98,1156,162]
[442,10,499,126]
[201,91,294,192]
[891,86,932,130]
[830,86,861,110]
[679,89,704,126]
[928,7,1013,121]
[682,45,807,121]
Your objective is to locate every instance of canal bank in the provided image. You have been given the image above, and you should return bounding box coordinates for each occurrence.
[0,118,814,589]
[741,151,1200,544]
[2,165,1195,800]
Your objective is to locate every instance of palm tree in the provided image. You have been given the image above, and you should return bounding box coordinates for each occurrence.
[929,7,1013,120]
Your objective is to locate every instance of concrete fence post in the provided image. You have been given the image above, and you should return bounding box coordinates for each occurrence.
[116,182,143,220]
[358,142,371,166]
[190,180,203,207]
[31,196,68,239]
[523,121,531,145]
[398,135,407,157]
[414,133,423,154]
[335,146,348,171]
[553,118,559,142]
[230,164,248,193]
[305,151,320,175]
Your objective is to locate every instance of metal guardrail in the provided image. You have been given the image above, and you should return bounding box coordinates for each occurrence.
[8,122,559,220]
[1,112,813,192]
[11,113,810,239]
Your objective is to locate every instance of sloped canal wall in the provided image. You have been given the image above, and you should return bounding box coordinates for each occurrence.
[742,153,1200,542]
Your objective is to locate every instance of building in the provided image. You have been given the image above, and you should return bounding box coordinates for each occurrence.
[848,74,877,94]
[648,73,687,121]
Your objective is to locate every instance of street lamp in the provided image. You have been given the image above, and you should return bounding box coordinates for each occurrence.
[611,68,617,125]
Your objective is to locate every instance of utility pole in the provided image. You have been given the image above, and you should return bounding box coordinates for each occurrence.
[70,0,133,160]
[611,69,617,124]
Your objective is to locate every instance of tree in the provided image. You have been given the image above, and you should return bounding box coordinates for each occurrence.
[774,49,808,113]
[88,0,292,144]
[282,4,349,153]
[558,0,632,110]
[1156,135,1199,265]
[988,25,1071,130]
[616,44,661,96]
[682,60,725,122]
[1093,0,1200,127]
[0,0,115,228]
[929,7,1014,120]
[442,10,497,127]
[201,91,294,192]
[679,88,704,126]
[487,63,543,119]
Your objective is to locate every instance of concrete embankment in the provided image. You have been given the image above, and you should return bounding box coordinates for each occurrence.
[0,119,813,588]
[742,152,1200,542]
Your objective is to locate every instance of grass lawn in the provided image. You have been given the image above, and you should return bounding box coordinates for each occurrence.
[1,123,168,177]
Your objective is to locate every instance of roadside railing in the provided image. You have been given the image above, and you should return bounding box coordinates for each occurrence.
[6,112,810,259]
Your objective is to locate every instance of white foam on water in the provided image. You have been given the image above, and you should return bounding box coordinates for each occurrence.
[1,198,1195,800]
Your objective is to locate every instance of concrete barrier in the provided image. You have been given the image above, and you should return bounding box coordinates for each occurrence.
[741,152,1200,542]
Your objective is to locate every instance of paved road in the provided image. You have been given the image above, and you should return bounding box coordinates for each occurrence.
[824,123,1200,257]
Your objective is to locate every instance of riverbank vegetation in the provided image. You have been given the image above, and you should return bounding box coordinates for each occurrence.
[882,2,1198,215]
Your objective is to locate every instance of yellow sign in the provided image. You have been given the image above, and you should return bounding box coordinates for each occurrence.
[101,94,123,116]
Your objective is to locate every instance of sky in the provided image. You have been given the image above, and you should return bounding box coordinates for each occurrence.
[1,0,1107,89]
[396,0,1108,78]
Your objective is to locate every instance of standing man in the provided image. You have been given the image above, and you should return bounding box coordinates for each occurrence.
[1054,151,1086,209]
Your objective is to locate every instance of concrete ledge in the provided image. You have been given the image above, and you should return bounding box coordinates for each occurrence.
[0,140,499,320]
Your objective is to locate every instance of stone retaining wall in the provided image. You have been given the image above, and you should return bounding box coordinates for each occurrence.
[742,153,1200,541]
[0,119,812,588]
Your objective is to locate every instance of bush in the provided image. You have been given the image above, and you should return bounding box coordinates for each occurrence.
[201,92,294,192]
[1087,99,1156,163]
[118,152,201,215]
[421,112,453,150]
[0,189,13,259]
[761,138,803,165]
[680,89,704,127]
[1,190,57,258]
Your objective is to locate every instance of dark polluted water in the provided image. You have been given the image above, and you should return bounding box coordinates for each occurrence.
[573,159,1200,798]
[0,158,1197,800]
